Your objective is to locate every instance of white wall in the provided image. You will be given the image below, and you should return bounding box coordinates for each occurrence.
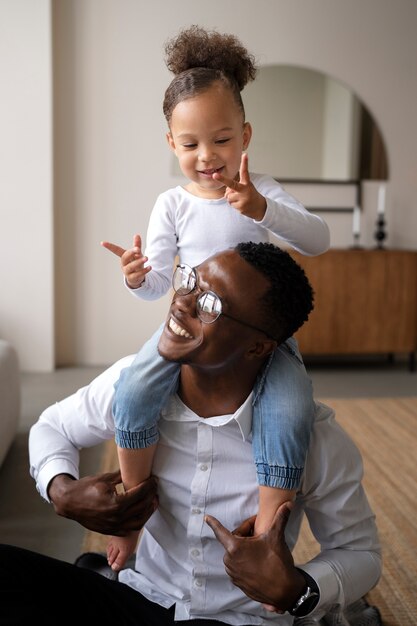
[0,0,53,371]
[2,0,417,369]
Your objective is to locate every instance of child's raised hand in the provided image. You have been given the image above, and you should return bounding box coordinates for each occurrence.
[212,153,267,221]
[101,234,151,289]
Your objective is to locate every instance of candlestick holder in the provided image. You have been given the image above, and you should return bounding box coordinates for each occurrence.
[351,232,362,249]
[374,213,387,249]
[351,205,362,249]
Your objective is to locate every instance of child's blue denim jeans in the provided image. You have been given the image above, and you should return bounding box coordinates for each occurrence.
[113,325,314,489]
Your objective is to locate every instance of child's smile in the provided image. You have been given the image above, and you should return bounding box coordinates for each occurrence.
[197,166,225,178]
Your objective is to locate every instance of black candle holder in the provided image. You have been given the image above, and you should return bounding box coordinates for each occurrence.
[374,214,387,249]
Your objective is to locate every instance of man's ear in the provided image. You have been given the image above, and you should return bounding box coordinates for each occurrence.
[247,338,277,360]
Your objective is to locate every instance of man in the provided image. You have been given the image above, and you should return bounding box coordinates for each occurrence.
[0,242,381,625]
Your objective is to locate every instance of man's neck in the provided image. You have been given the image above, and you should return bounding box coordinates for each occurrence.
[178,362,261,418]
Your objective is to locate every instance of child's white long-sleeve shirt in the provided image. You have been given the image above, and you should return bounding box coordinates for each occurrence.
[131,173,330,301]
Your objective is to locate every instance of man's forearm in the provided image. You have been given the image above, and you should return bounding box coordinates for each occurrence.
[29,390,115,501]
[300,548,382,617]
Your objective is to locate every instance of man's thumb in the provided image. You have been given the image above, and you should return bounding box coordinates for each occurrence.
[270,500,294,541]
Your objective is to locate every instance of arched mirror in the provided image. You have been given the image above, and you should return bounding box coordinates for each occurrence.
[243,65,388,182]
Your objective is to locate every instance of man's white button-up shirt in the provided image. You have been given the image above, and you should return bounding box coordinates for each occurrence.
[30,356,381,625]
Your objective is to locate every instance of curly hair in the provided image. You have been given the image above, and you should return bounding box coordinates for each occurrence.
[163,25,257,125]
[235,242,314,344]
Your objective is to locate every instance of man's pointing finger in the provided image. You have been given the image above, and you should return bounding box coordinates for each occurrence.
[205,515,235,551]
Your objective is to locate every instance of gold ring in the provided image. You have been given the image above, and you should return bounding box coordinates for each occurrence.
[115,482,126,496]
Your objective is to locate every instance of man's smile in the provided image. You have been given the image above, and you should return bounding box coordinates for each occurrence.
[169,317,194,339]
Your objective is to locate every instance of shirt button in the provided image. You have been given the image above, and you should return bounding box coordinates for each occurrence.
[192,508,201,514]
[200,464,208,472]
[191,548,200,557]
[195,579,203,588]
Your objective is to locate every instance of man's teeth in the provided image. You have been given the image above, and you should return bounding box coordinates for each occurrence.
[169,318,193,339]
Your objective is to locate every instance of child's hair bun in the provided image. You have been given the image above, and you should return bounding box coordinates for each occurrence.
[164,25,257,91]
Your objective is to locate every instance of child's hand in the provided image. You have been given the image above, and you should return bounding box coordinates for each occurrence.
[212,153,267,221]
[101,234,151,289]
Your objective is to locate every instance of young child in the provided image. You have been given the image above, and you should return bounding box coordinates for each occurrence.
[101,25,330,572]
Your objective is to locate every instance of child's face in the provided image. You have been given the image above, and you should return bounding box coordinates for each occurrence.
[167,83,252,199]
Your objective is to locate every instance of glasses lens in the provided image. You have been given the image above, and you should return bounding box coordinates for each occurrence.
[197,291,222,323]
[173,265,196,295]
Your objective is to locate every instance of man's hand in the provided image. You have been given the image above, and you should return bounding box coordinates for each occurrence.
[48,471,158,535]
[205,502,306,614]
[212,153,267,221]
[101,234,151,289]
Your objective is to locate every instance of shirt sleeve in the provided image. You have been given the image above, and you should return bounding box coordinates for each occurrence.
[254,173,331,256]
[127,192,179,301]
[295,401,382,618]
[29,356,134,501]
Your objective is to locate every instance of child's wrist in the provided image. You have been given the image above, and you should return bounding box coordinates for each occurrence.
[253,195,267,221]
[126,277,145,289]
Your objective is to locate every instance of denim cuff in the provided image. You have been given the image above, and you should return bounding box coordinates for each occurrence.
[255,463,304,489]
[115,425,159,449]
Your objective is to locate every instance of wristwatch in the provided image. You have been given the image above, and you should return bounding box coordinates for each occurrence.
[289,571,320,617]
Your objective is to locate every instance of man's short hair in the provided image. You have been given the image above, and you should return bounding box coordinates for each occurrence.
[235,242,314,344]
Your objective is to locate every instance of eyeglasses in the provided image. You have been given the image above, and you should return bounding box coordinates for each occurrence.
[172,264,275,340]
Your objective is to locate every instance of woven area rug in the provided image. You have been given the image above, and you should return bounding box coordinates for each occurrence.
[83,397,417,626]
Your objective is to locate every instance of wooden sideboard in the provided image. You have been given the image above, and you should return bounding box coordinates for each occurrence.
[290,249,417,369]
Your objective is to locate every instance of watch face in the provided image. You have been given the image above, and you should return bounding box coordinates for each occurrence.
[291,587,320,617]
[296,594,319,615]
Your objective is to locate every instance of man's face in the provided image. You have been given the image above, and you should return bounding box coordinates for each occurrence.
[158,250,271,369]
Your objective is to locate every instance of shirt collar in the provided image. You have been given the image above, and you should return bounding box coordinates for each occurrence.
[230,392,253,441]
[163,392,254,442]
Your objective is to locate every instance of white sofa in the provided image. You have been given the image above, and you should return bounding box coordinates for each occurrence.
[0,340,20,466]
